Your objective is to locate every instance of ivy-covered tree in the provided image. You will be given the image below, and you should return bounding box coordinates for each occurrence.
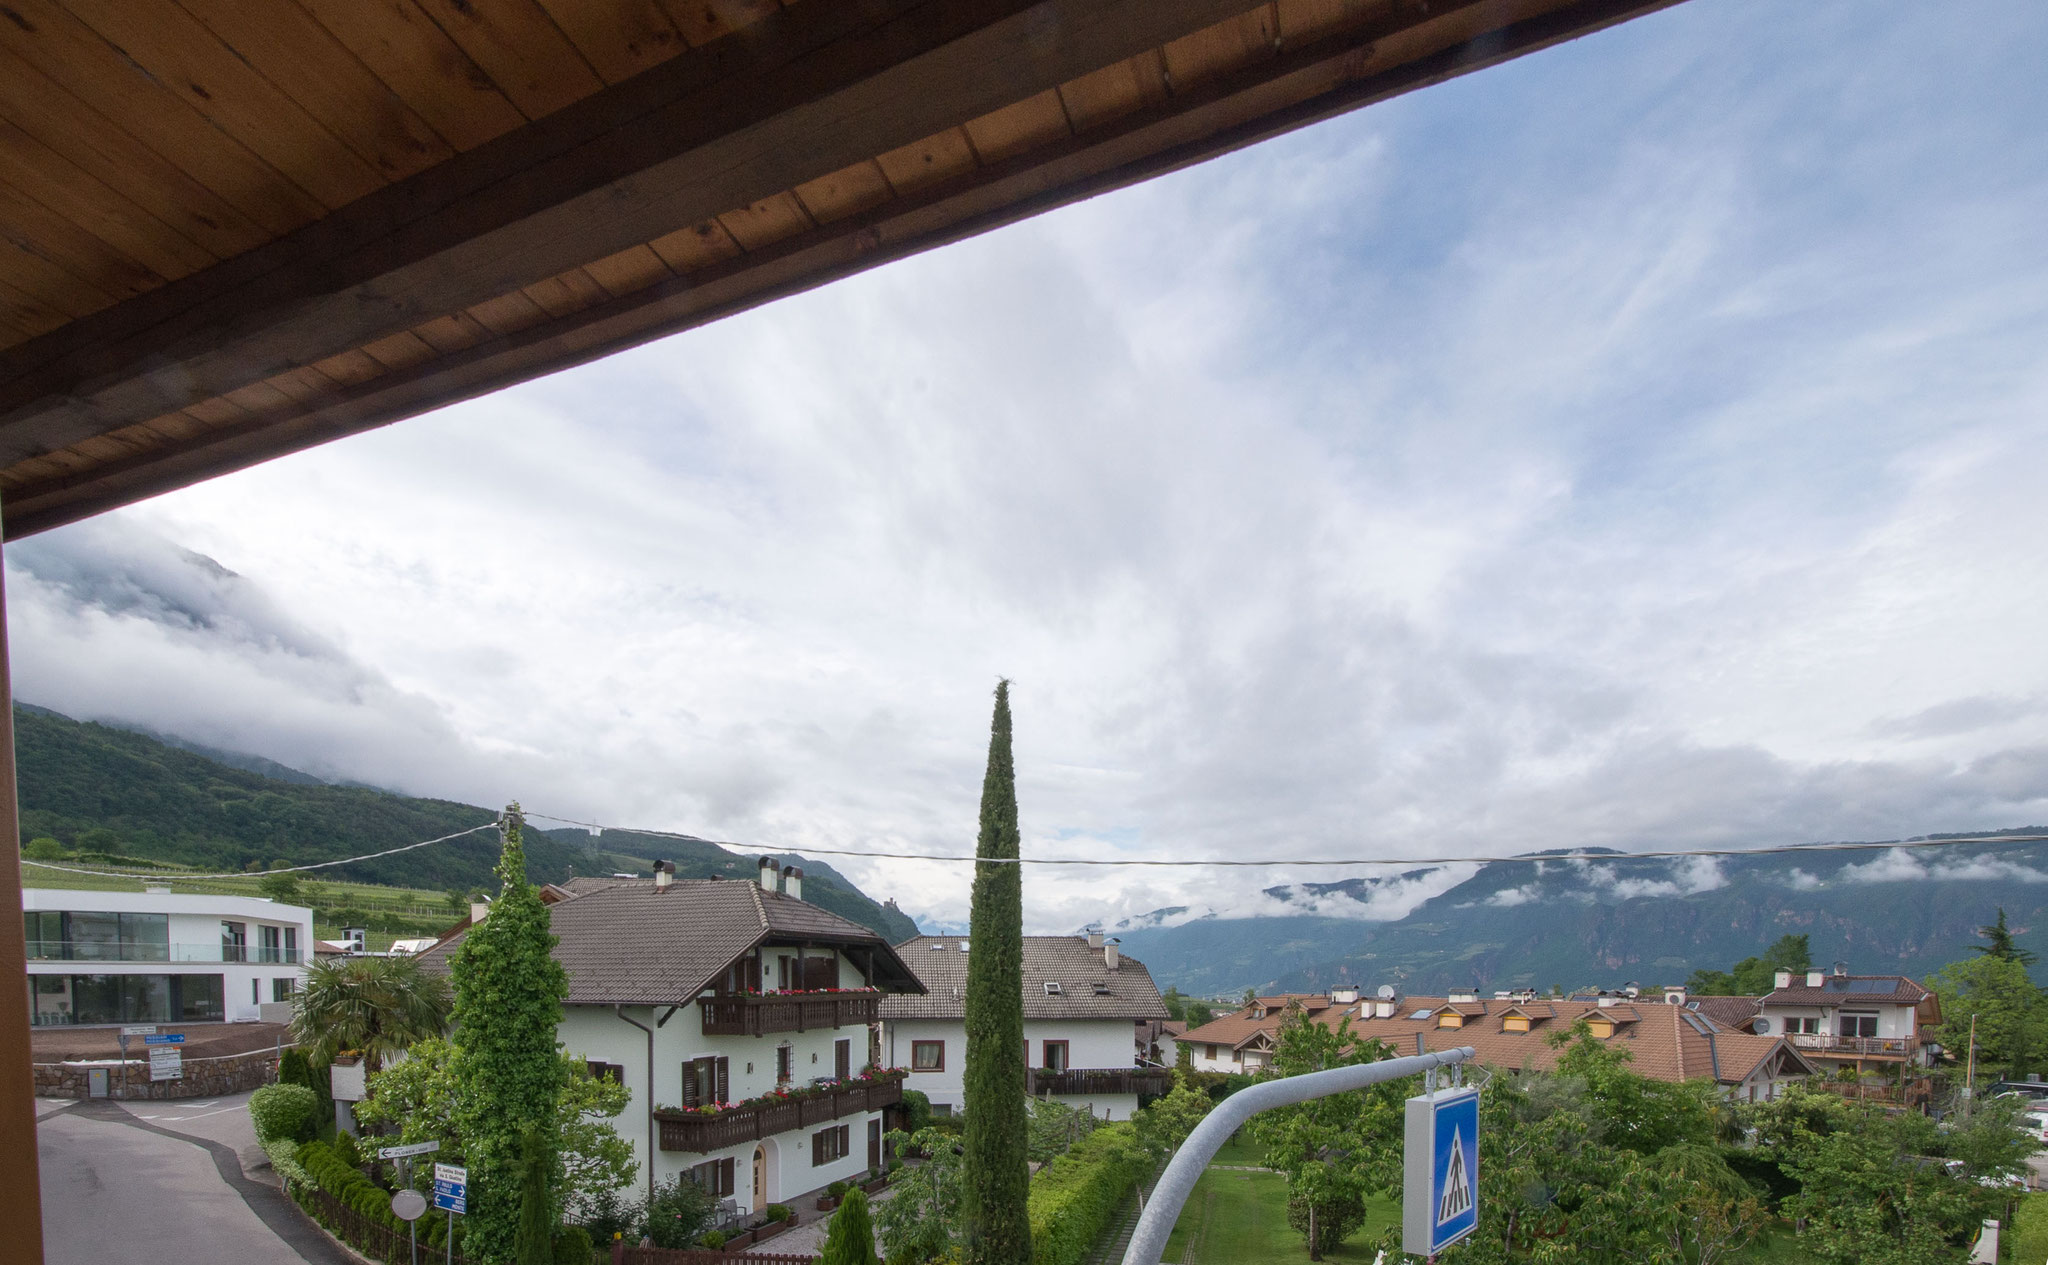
[961,682,1030,1265]
[447,806,570,1262]
[515,1128,554,1265]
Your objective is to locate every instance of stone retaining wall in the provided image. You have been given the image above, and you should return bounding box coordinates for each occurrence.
[34,1046,282,1099]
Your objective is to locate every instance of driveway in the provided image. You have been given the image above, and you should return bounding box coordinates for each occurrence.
[36,1090,349,1265]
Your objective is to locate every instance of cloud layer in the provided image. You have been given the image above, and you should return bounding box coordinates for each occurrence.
[10,0,2048,933]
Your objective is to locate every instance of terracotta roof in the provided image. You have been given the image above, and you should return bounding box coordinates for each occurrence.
[1761,974,1931,1006]
[878,936,1170,1022]
[416,877,922,1007]
[1687,996,1764,1029]
[1180,996,1815,1087]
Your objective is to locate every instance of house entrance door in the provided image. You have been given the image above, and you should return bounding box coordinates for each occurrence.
[752,1146,766,1208]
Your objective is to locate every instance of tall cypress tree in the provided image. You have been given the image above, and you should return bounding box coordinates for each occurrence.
[961,682,1031,1265]
[449,805,570,1262]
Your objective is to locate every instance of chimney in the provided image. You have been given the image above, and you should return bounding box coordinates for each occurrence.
[1664,985,1687,1005]
[782,866,803,902]
[1087,929,1104,950]
[758,856,780,892]
[1773,970,1792,989]
[654,861,674,891]
[1806,970,1825,988]
[1104,939,1120,971]
[1330,985,1359,1005]
[470,901,490,925]
[1598,995,1615,1008]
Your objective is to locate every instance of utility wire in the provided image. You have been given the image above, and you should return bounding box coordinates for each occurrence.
[19,820,503,881]
[523,811,2048,868]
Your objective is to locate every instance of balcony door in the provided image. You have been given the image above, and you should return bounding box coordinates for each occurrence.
[752,1146,766,1209]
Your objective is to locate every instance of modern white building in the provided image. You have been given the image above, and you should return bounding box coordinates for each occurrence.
[24,888,314,1026]
[880,932,1172,1122]
[420,858,924,1215]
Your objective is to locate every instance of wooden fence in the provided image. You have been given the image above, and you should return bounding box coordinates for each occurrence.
[612,1243,814,1265]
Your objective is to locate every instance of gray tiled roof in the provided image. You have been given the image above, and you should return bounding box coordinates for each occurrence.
[417,877,923,1006]
[878,936,1170,1021]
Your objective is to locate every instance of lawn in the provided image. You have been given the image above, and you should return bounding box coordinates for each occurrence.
[1161,1168,1395,1264]
[1208,1131,1268,1167]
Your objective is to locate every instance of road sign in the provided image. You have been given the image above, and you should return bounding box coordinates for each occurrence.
[142,1033,186,1045]
[148,1048,184,1082]
[121,1025,158,1037]
[391,1189,429,1222]
[432,1163,467,1215]
[379,1140,442,1160]
[1403,1086,1479,1256]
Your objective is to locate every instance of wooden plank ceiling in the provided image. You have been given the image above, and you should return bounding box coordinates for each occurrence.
[0,0,1681,538]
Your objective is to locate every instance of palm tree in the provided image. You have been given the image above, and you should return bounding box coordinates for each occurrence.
[291,953,452,1070]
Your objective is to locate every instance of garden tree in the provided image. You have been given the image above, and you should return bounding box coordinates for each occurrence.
[1161,987,1187,1020]
[23,836,63,859]
[1974,907,2039,967]
[877,1127,964,1265]
[1687,934,1813,996]
[641,1176,716,1250]
[1024,1097,1100,1164]
[821,1186,881,1265]
[1929,952,2048,1082]
[1186,1000,1215,1028]
[1748,1087,2018,1265]
[1548,1023,1722,1154]
[289,951,451,1071]
[1641,1143,1767,1265]
[1133,1074,1213,1162]
[1245,1011,1405,1256]
[960,682,1030,1265]
[448,806,571,1262]
[515,1128,554,1265]
[258,869,301,902]
[352,1038,636,1217]
[1241,986,1259,1008]
[1284,1161,1366,1261]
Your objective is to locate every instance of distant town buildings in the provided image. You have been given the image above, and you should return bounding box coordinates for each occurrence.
[880,931,1172,1121]
[23,887,312,1027]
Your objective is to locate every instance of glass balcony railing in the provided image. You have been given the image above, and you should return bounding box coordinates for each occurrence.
[25,941,302,965]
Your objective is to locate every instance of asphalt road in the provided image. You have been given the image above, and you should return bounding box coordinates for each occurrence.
[36,1091,348,1265]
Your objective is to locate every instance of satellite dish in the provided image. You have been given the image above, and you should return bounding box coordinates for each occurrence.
[1376,985,1396,1001]
[391,1189,428,1222]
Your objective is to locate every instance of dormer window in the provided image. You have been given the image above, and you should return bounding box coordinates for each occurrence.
[1437,1013,1465,1029]
[1091,982,1111,996]
[1044,982,1063,996]
[1252,1006,1267,1019]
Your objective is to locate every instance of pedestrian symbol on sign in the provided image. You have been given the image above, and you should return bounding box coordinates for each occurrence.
[1437,1130,1472,1224]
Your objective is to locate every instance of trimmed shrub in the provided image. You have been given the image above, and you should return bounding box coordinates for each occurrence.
[280,1047,335,1126]
[552,1224,593,1265]
[764,1203,792,1223]
[701,1230,727,1250]
[821,1186,880,1265]
[265,1137,310,1187]
[1026,1123,1148,1265]
[331,1131,365,1170]
[250,1084,319,1144]
[828,1180,850,1198]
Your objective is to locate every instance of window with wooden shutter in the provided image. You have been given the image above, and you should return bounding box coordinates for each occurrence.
[812,1124,853,1165]
[715,1056,729,1103]
[721,1155,735,1196]
[682,1056,724,1107]
[835,1039,851,1081]
[776,1044,793,1084]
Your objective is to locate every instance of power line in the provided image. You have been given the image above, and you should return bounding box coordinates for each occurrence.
[524,811,2048,868]
[20,820,503,881]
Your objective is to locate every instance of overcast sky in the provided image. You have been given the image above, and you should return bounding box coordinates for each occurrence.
[10,0,2048,934]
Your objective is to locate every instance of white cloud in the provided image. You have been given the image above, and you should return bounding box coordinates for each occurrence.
[1487,885,1539,908]
[1836,848,2048,886]
[1787,868,1824,891]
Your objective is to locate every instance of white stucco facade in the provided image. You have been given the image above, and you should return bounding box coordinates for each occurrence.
[556,944,889,1212]
[884,1016,1148,1121]
[24,888,313,1026]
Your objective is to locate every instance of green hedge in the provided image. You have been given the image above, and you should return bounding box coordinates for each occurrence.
[1027,1122,1148,1265]
[250,1083,319,1144]
[2013,1192,2048,1265]
[294,1139,460,1252]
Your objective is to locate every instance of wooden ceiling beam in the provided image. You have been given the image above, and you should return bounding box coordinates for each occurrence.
[1,0,1683,541]
[0,0,1266,467]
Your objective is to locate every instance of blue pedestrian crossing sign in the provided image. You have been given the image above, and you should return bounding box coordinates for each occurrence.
[1403,1086,1479,1255]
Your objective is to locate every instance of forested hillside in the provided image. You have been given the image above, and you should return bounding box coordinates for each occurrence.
[14,705,918,940]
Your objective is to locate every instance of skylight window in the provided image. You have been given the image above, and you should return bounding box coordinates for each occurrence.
[1407,1009,1434,1021]
[1044,982,1063,995]
[1091,982,1111,996]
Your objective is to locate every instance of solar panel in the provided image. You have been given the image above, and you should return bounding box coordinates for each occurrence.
[1847,979,1894,993]
[1407,1009,1433,1020]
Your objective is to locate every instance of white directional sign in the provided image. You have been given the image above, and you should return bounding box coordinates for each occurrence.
[120,1025,158,1037]
[148,1047,184,1082]
[379,1140,442,1160]
[1403,1086,1479,1256]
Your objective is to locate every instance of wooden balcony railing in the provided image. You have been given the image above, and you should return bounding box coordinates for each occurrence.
[656,1075,903,1153]
[698,992,880,1037]
[1025,1067,1175,1097]
[1788,1035,1916,1058]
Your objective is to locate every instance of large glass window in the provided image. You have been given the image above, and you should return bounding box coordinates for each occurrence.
[68,912,122,962]
[23,912,61,959]
[120,975,170,1022]
[258,925,283,964]
[69,974,123,1024]
[177,974,225,1022]
[221,921,247,964]
[284,927,300,964]
[122,914,168,962]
